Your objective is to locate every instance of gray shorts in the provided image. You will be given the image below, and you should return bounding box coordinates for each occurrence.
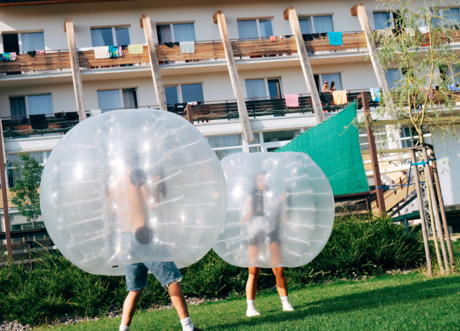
[125,262,182,291]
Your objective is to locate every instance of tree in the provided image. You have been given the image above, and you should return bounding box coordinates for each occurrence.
[10,153,43,225]
[372,0,460,144]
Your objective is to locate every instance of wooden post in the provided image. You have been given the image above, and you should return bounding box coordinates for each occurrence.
[0,119,12,258]
[362,92,386,213]
[428,149,456,271]
[410,149,432,276]
[351,4,393,108]
[64,18,87,122]
[140,14,168,111]
[284,7,325,123]
[213,10,254,143]
[185,104,194,124]
[422,146,449,274]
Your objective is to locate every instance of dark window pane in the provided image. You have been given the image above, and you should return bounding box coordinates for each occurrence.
[115,28,130,45]
[9,96,26,117]
[157,25,172,43]
[3,33,19,53]
[165,86,179,106]
[181,84,204,103]
[268,79,281,98]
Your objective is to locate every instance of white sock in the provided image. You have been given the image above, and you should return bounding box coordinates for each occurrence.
[281,296,290,304]
[247,300,256,310]
[180,317,194,331]
[119,326,130,331]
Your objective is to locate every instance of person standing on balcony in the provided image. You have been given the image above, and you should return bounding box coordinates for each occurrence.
[330,81,336,92]
[323,81,330,92]
[243,172,295,317]
[108,149,202,331]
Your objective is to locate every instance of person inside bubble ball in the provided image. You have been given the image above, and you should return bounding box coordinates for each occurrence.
[108,149,202,331]
[242,171,295,317]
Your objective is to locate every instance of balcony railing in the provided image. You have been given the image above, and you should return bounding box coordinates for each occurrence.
[1,88,377,137]
[0,32,366,75]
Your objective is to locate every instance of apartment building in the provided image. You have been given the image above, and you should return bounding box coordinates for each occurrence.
[0,0,459,251]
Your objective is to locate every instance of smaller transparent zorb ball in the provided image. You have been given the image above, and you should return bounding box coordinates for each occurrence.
[213,152,334,268]
[40,109,226,275]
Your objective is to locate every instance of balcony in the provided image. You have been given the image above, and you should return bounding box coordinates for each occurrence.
[0,31,367,80]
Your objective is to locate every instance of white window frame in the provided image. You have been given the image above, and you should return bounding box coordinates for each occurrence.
[245,77,283,99]
[9,94,53,116]
[97,88,137,109]
[237,18,275,39]
[90,26,131,46]
[164,83,203,103]
[156,22,196,43]
[1,30,45,53]
[298,15,335,33]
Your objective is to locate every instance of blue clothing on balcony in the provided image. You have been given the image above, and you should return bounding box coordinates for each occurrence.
[327,32,343,46]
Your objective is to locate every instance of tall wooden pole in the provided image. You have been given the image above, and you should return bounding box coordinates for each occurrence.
[362,92,386,213]
[422,146,449,274]
[284,7,325,123]
[351,4,394,108]
[64,18,87,122]
[410,149,432,276]
[213,10,254,143]
[185,104,194,124]
[429,149,456,271]
[0,119,12,258]
[140,14,168,111]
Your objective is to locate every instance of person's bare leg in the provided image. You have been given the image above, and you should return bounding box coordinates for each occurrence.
[272,267,294,311]
[121,290,142,327]
[248,245,259,265]
[246,266,261,316]
[269,242,282,267]
[168,282,190,320]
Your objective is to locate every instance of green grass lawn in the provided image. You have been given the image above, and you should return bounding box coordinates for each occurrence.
[41,241,460,331]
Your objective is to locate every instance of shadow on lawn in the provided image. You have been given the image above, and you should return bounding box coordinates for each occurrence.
[205,274,460,330]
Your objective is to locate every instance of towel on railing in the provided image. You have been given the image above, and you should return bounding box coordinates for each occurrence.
[128,44,144,54]
[109,45,124,58]
[332,90,348,105]
[94,46,109,59]
[0,52,17,61]
[285,94,299,107]
[370,88,381,102]
[180,41,195,54]
[270,36,277,42]
[327,32,343,46]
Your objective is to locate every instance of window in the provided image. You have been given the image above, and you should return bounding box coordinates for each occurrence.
[314,73,343,92]
[299,15,334,34]
[2,31,45,53]
[246,78,282,99]
[237,19,274,40]
[91,27,130,47]
[400,127,414,148]
[157,23,196,43]
[374,12,391,30]
[7,151,50,188]
[164,83,204,105]
[432,8,460,27]
[208,135,243,160]
[385,69,401,89]
[97,88,137,110]
[9,94,52,117]
[262,130,301,143]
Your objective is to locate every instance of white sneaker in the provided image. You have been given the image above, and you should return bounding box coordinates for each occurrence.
[283,303,295,311]
[246,309,261,317]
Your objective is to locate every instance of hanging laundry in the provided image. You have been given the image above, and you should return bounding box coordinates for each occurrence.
[369,88,381,102]
[319,32,328,38]
[180,41,195,54]
[36,50,45,54]
[269,36,277,42]
[302,34,314,41]
[0,52,17,61]
[109,45,124,58]
[284,94,299,107]
[320,92,333,103]
[278,36,284,40]
[94,46,109,59]
[332,90,348,105]
[27,50,37,57]
[187,101,198,106]
[327,32,343,46]
[312,33,320,39]
[128,44,144,54]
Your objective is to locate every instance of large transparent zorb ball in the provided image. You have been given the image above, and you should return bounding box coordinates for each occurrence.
[40,109,226,275]
[213,152,334,268]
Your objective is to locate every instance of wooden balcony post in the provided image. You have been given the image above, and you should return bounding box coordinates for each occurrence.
[283,7,325,124]
[213,10,254,143]
[351,4,393,107]
[185,104,194,124]
[140,14,167,111]
[0,119,12,259]
[64,18,87,122]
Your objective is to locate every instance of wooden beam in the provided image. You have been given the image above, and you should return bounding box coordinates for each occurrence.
[213,10,254,143]
[352,4,394,108]
[0,119,12,258]
[185,104,194,124]
[64,18,87,122]
[284,6,325,123]
[140,14,167,111]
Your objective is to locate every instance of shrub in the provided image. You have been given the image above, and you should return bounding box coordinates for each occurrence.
[0,214,425,325]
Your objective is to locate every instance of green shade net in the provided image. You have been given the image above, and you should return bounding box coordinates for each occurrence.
[275,101,369,196]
